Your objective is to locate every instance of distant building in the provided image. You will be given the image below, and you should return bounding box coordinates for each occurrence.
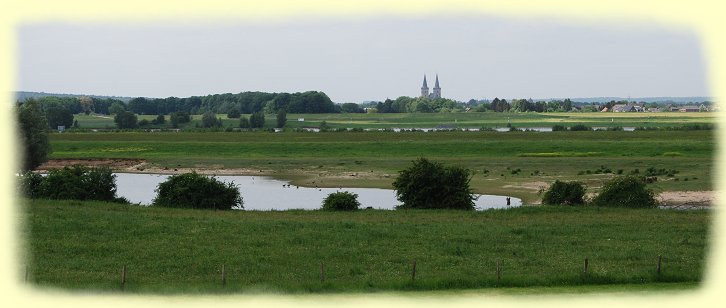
[420,74,442,99]
[679,105,701,112]
[611,103,644,112]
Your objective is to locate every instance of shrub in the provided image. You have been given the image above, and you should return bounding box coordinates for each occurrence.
[17,171,44,198]
[569,124,592,131]
[551,125,567,131]
[321,191,360,211]
[393,158,474,210]
[591,176,657,208]
[227,109,241,118]
[19,165,118,202]
[153,172,243,210]
[541,180,586,205]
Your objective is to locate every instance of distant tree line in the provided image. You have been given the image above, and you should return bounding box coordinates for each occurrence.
[127,91,337,115]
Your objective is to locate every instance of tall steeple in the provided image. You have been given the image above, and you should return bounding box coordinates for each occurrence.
[421,74,430,98]
[432,74,441,99]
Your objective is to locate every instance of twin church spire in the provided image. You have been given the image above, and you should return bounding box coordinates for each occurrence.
[420,74,441,99]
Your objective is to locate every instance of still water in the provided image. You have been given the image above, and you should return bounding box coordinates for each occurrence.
[114,173,522,211]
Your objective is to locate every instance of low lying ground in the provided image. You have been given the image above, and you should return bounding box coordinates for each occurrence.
[36,158,716,207]
[21,199,710,293]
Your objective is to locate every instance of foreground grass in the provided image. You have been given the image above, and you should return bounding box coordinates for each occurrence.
[21,199,710,294]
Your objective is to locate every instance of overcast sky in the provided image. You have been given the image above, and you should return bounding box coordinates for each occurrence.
[17,15,709,103]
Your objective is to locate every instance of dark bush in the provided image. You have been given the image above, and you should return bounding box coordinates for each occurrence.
[153,172,243,210]
[18,171,44,198]
[393,158,474,210]
[569,124,592,131]
[551,125,567,131]
[19,165,118,202]
[321,191,360,211]
[541,180,586,205]
[591,176,657,208]
[227,109,241,118]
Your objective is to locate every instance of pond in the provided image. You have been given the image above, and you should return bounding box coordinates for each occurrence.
[114,173,522,211]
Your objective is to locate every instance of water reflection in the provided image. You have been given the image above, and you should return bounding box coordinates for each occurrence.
[114,173,522,211]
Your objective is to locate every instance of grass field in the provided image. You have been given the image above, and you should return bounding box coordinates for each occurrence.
[21,199,710,293]
[47,130,715,202]
[72,112,717,130]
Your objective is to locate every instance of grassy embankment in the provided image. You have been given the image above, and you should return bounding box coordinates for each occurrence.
[48,130,714,202]
[22,198,710,293]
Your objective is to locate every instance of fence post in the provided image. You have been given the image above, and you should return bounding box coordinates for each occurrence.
[657,255,662,275]
[121,265,127,291]
[221,264,226,286]
[496,260,501,285]
[583,258,589,275]
[411,260,417,282]
[25,265,28,283]
[320,261,325,283]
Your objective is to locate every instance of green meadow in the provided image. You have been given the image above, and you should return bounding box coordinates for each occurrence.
[72,111,716,130]
[24,111,716,293]
[22,199,710,293]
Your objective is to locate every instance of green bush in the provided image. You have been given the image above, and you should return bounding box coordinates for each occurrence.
[321,191,360,211]
[569,124,592,131]
[18,165,119,202]
[591,176,658,208]
[541,180,586,205]
[551,125,566,131]
[153,172,243,210]
[393,158,474,210]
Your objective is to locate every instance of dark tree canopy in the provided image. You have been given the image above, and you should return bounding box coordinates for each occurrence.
[321,191,361,211]
[153,172,243,210]
[250,111,265,128]
[276,110,287,128]
[393,158,475,210]
[44,104,74,129]
[542,180,586,205]
[19,165,119,202]
[114,111,138,129]
[591,176,658,208]
[17,99,51,171]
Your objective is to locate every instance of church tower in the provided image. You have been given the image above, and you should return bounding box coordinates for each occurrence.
[432,74,441,99]
[421,75,429,98]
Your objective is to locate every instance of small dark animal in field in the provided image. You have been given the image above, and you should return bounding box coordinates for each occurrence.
[644,176,658,183]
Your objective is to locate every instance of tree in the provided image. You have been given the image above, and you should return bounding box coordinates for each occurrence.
[542,180,586,205]
[152,172,243,210]
[591,176,658,208]
[114,111,138,129]
[227,109,241,118]
[393,158,474,210]
[79,96,94,114]
[321,191,361,211]
[202,111,220,128]
[276,109,287,128]
[45,104,74,129]
[341,102,364,113]
[170,111,191,128]
[152,114,166,125]
[19,165,119,202]
[17,99,51,171]
[249,111,265,128]
[109,101,126,115]
[239,116,250,129]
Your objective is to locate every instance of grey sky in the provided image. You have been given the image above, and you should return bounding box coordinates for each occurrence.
[17,15,709,103]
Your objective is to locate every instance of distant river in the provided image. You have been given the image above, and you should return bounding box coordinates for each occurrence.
[114,173,522,211]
